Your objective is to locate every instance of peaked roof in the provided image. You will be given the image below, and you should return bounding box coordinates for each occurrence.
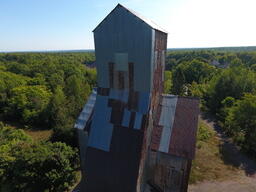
[93,4,168,33]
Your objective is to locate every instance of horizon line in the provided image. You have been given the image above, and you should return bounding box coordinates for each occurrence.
[1,45,256,53]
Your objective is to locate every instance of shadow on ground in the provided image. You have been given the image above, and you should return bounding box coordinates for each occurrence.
[201,112,256,177]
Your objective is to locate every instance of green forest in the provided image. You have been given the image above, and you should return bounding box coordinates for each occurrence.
[0,49,256,191]
[0,53,96,191]
[166,50,256,157]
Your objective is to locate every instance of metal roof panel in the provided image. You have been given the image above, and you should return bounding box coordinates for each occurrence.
[93,4,168,34]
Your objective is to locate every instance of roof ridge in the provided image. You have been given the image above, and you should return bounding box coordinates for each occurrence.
[93,4,168,33]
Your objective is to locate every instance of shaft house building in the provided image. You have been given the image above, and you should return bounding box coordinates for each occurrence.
[75,4,199,192]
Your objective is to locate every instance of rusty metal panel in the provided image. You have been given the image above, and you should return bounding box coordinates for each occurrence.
[149,152,189,192]
[169,97,200,159]
[151,95,199,160]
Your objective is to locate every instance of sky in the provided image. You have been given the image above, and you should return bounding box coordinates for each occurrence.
[1,0,256,51]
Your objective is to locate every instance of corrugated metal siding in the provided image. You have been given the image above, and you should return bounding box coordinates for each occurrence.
[151,96,199,160]
[134,113,143,130]
[93,4,168,33]
[85,126,144,192]
[122,108,131,127]
[74,88,97,129]
[137,92,151,114]
[83,4,172,192]
[169,97,200,159]
[87,95,113,152]
[159,96,178,153]
[137,30,167,192]
[147,151,191,192]
[94,5,153,92]
[109,88,129,103]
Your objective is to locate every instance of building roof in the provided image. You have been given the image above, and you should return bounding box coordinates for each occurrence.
[93,4,168,33]
[74,88,97,130]
[151,95,200,159]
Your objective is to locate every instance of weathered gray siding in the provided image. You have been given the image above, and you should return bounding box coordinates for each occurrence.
[94,6,154,92]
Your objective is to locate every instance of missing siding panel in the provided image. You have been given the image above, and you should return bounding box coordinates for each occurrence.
[118,71,125,89]
[128,62,134,91]
[108,62,114,88]
[141,114,148,131]
[129,111,136,129]
[128,91,139,110]
[108,98,126,109]
[110,108,124,125]
[97,87,110,96]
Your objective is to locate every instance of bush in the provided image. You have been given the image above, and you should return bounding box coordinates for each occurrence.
[224,94,256,156]
[197,121,214,142]
[0,125,79,191]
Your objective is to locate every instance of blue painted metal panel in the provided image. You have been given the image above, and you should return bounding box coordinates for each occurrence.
[94,5,154,92]
[137,92,151,114]
[115,53,128,71]
[122,109,131,127]
[88,95,113,152]
[134,113,143,130]
[109,89,129,103]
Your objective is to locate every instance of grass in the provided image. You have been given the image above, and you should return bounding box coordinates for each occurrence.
[189,120,239,184]
[24,129,53,142]
[1,120,53,142]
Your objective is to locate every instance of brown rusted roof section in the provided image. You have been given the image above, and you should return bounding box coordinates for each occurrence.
[168,97,200,159]
[150,96,199,160]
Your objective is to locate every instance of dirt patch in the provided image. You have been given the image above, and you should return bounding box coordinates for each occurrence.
[189,175,256,192]
[189,114,256,191]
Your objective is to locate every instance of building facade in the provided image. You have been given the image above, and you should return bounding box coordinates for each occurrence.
[75,4,199,192]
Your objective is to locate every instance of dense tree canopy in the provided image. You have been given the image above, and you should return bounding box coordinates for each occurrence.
[223,94,256,156]
[0,123,79,191]
[1,49,256,190]
[0,52,95,190]
[166,49,256,158]
[0,52,96,144]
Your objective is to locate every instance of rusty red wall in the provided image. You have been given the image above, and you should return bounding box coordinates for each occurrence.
[136,30,168,192]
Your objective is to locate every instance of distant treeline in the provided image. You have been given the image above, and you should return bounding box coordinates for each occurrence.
[168,46,256,52]
[165,49,256,158]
